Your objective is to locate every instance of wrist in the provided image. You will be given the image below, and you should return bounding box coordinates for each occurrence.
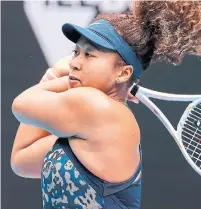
[40,68,58,83]
[37,76,69,92]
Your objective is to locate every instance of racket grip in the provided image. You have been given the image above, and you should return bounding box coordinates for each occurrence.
[130,78,140,96]
[131,85,138,96]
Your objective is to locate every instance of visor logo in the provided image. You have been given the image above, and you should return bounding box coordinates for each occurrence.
[89,22,102,26]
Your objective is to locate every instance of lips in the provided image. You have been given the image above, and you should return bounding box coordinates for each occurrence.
[69,75,80,81]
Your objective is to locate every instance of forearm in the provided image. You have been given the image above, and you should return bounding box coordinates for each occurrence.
[11,123,50,158]
[11,75,69,155]
[11,134,58,178]
[12,76,70,136]
[31,75,69,93]
[11,58,70,177]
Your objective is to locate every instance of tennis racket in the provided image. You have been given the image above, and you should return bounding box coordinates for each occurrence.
[130,81,201,176]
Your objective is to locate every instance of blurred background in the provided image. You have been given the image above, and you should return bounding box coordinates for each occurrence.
[2,1,201,209]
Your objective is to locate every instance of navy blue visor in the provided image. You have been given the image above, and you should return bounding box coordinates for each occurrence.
[62,19,143,78]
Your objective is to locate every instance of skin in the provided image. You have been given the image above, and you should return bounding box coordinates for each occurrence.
[11,36,141,183]
[69,37,133,100]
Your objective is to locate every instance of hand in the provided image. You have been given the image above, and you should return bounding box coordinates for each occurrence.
[51,56,72,77]
[127,92,139,104]
[40,56,72,83]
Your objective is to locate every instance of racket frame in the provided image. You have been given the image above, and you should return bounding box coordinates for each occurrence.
[133,84,201,175]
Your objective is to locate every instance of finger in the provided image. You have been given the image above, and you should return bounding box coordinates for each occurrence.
[41,68,58,83]
[53,56,71,75]
[129,97,139,104]
[40,75,49,83]
[127,93,139,104]
[46,68,58,79]
[53,56,71,67]
[132,98,139,104]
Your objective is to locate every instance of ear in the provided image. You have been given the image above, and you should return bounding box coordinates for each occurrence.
[116,65,134,84]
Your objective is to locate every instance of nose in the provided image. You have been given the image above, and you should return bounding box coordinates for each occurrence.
[69,55,82,71]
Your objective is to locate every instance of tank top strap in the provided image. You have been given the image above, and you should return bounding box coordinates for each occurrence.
[102,145,142,196]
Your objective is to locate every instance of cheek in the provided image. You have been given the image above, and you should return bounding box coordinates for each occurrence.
[83,61,115,86]
[91,63,114,80]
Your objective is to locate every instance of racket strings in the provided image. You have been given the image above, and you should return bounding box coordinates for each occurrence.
[183,123,201,136]
[181,102,201,169]
[182,129,201,141]
[182,144,201,158]
[195,106,201,113]
[189,112,201,120]
[184,121,201,134]
[182,135,201,151]
[193,109,201,116]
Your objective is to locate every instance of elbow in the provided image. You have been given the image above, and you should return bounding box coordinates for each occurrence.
[10,152,25,177]
[10,153,29,178]
[10,154,24,177]
[10,152,41,179]
[11,166,30,178]
[11,163,24,178]
[12,97,23,116]
[12,97,22,119]
[11,96,30,125]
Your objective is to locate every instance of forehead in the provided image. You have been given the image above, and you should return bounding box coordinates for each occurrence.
[76,36,114,53]
[76,36,95,49]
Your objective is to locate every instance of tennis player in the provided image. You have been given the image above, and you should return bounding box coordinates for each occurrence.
[11,1,201,208]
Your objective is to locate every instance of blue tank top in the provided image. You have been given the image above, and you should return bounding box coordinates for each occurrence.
[41,137,142,209]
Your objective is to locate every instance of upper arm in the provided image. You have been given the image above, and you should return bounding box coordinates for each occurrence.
[12,87,113,138]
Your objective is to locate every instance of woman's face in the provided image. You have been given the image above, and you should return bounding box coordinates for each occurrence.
[68,36,123,94]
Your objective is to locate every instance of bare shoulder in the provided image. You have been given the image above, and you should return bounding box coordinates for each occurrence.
[65,87,137,121]
[63,87,114,120]
[65,87,125,115]
[64,87,139,137]
[65,87,112,108]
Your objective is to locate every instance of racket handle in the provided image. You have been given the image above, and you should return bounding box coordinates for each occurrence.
[130,79,140,96]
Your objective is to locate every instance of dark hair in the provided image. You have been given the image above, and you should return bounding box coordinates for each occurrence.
[95,1,201,84]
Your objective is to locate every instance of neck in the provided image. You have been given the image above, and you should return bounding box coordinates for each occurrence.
[107,83,128,105]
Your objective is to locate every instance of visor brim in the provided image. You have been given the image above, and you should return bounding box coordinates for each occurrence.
[62,23,115,50]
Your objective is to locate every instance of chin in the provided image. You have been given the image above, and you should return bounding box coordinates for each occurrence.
[69,80,82,88]
[69,84,82,89]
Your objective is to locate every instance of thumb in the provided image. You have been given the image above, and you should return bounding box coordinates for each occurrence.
[53,56,71,69]
[127,93,139,104]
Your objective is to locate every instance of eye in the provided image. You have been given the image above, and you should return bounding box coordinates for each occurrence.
[85,52,94,57]
[72,49,79,57]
